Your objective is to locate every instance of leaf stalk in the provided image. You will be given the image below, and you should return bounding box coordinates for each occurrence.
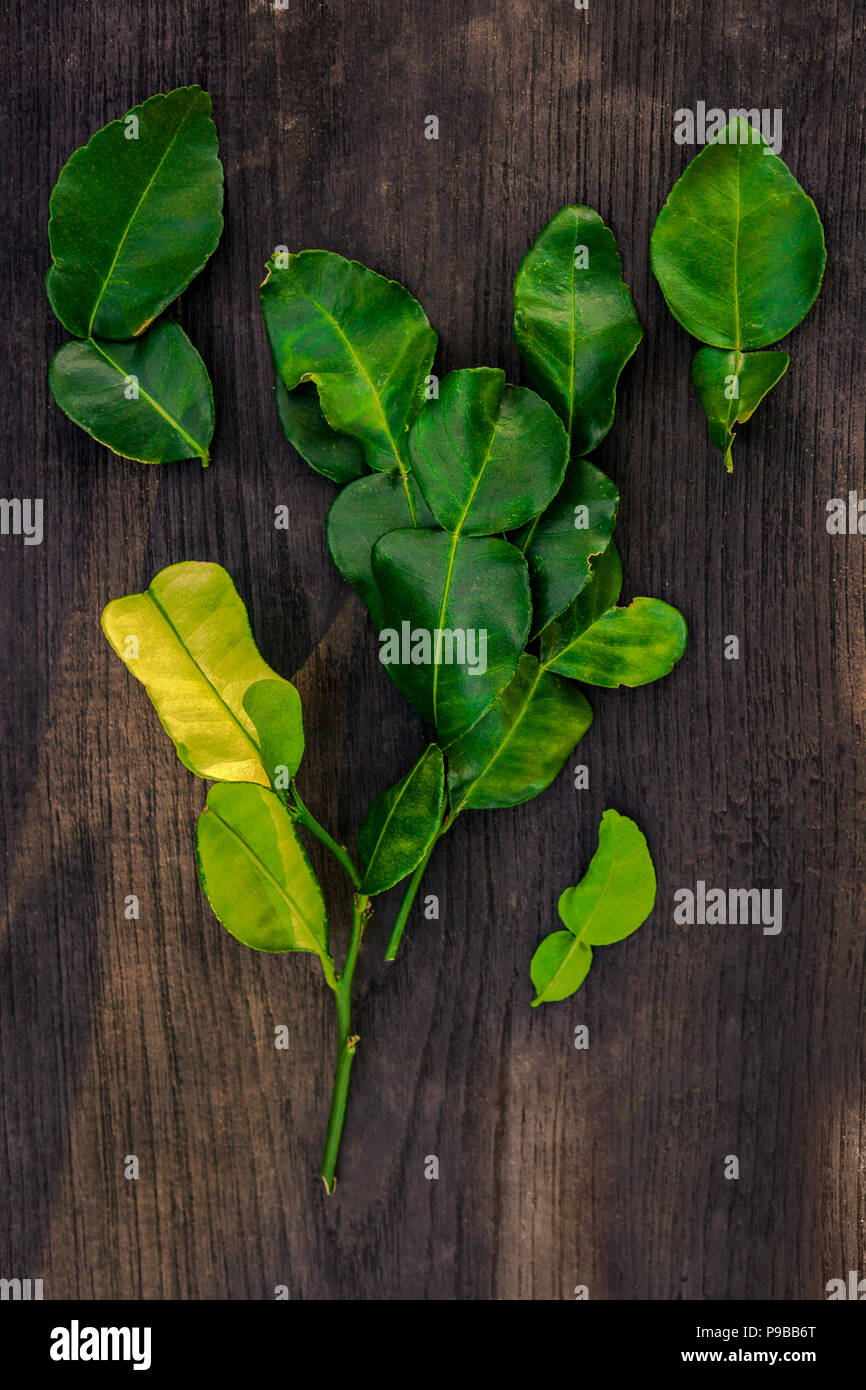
[321,891,370,1193]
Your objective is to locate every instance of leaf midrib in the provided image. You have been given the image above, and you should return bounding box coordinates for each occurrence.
[86,92,198,336]
[430,400,504,723]
[362,756,427,881]
[88,337,208,461]
[538,828,620,1000]
[289,284,418,522]
[144,586,263,766]
[207,801,326,954]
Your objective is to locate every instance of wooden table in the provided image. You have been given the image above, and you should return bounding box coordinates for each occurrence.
[1,0,863,1299]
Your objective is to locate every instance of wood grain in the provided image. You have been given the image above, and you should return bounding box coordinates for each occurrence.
[1,0,863,1300]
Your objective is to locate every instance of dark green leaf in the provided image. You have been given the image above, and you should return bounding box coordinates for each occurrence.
[102,561,298,785]
[531,809,656,1004]
[47,86,223,341]
[243,679,304,790]
[447,654,593,813]
[49,319,214,464]
[326,471,436,629]
[275,378,368,485]
[359,745,445,895]
[690,348,789,472]
[261,250,436,496]
[540,545,687,688]
[196,783,332,967]
[407,367,567,533]
[650,119,826,350]
[513,205,643,455]
[372,529,531,746]
[512,457,619,636]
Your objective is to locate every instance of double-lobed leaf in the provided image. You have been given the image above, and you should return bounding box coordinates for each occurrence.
[531,809,656,1004]
[372,529,531,746]
[47,86,224,341]
[407,367,568,534]
[540,544,687,688]
[651,119,825,467]
[49,319,214,464]
[102,561,303,785]
[197,782,332,965]
[358,745,444,895]
[447,655,593,814]
[261,249,436,491]
[513,205,643,456]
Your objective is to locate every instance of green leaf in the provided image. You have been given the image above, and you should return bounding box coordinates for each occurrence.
[513,205,643,455]
[531,809,656,1004]
[407,367,568,533]
[372,529,531,746]
[540,544,687,688]
[47,86,223,341]
[243,679,304,790]
[690,348,789,472]
[512,457,619,636]
[102,561,299,785]
[650,120,825,350]
[196,782,332,966]
[275,378,368,485]
[49,319,214,464]
[358,745,445,895]
[326,471,436,629]
[261,250,436,495]
[530,933,593,1002]
[447,654,593,813]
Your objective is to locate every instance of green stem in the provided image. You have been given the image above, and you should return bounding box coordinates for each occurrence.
[321,892,370,1193]
[291,781,362,890]
[385,819,449,961]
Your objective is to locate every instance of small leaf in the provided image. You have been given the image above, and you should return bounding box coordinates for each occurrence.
[372,529,531,746]
[541,545,687,688]
[47,86,223,341]
[447,654,593,813]
[326,471,436,629]
[690,348,789,471]
[359,745,444,895]
[513,205,643,455]
[102,561,298,785]
[530,933,592,1003]
[196,782,332,963]
[531,809,656,1004]
[261,250,436,491]
[243,679,304,790]
[407,367,568,534]
[275,378,368,485]
[558,810,656,946]
[49,319,214,464]
[512,457,619,636]
[650,120,825,350]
